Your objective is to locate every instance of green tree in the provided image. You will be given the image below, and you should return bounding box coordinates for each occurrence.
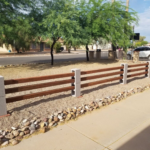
[40,0,83,65]
[134,36,148,47]
[135,41,148,47]
[76,0,138,60]
[0,0,36,52]
[139,36,146,42]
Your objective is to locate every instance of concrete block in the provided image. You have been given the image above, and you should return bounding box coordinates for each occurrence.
[71,69,81,97]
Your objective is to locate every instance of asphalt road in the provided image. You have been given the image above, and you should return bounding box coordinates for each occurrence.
[0,54,86,65]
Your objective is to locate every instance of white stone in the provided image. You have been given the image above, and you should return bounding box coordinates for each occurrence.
[85,106,89,110]
[2,141,9,146]
[11,127,16,130]
[81,110,84,113]
[2,131,6,136]
[22,119,28,123]
[58,115,62,120]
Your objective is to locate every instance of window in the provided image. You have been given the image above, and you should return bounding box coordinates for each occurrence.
[147,47,150,51]
[135,48,141,51]
[135,47,145,52]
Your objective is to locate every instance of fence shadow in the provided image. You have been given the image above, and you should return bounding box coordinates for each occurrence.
[127,76,146,83]
[10,81,120,112]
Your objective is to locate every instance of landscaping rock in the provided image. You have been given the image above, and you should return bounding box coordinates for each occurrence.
[49,121,55,127]
[24,121,30,127]
[98,102,103,107]
[22,119,28,123]
[1,141,9,147]
[10,139,18,146]
[5,133,14,139]
[15,136,23,141]
[12,130,19,137]
[58,115,63,120]
[66,114,71,120]
[21,127,29,132]
[23,134,30,138]
[24,130,30,135]
[54,116,59,122]
[29,124,36,131]
[39,127,46,133]
[11,127,17,130]
[40,122,45,128]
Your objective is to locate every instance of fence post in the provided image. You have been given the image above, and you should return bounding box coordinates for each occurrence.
[0,76,7,117]
[146,62,150,78]
[120,63,128,84]
[71,69,81,97]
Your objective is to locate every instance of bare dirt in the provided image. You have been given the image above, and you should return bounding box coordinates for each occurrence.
[0,60,149,130]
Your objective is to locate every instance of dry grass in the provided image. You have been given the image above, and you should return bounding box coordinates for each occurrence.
[0,60,149,129]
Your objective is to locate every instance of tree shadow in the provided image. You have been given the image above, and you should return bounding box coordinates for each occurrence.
[24,59,119,71]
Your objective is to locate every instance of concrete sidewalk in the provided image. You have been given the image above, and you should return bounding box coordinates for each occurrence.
[2,90,150,150]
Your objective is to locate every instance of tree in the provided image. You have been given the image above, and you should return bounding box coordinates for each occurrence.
[139,36,146,42]
[134,36,148,47]
[135,41,148,47]
[0,0,36,51]
[76,0,138,61]
[40,0,83,65]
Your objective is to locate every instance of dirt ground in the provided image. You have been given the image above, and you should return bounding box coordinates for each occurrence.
[0,60,149,129]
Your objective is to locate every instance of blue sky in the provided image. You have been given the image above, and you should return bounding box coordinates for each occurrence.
[121,0,150,42]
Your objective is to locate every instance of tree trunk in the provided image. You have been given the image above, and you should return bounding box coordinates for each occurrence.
[74,47,76,51]
[112,44,117,59]
[16,47,20,53]
[68,48,70,53]
[50,41,56,65]
[86,44,89,61]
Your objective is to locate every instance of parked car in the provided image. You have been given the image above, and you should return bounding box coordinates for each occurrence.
[127,46,150,60]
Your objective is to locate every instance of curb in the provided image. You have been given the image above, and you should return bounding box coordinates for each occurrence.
[0,53,81,58]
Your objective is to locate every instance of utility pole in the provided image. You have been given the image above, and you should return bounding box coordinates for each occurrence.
[126,0,129,12]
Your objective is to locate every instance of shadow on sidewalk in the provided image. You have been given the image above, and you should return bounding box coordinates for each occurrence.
[116,125,150,150]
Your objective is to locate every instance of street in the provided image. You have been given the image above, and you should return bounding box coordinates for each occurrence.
[0,54,86,65]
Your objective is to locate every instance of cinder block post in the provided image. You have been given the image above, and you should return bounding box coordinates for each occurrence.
[146,62,150,78]
[71,69,81,97]
[120,63,128,84]
[0,76,7,117]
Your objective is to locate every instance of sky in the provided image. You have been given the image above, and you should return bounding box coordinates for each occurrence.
[121,0,150,42]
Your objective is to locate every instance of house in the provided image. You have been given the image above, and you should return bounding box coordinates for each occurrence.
[0,44,13,53]
[0,38,64,53]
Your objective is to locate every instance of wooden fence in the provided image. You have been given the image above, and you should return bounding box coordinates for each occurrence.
[0,62,150,117]
[5,73,75,103]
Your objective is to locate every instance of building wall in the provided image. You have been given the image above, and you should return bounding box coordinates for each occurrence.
[0,44,13,53]
[78,43,112,50]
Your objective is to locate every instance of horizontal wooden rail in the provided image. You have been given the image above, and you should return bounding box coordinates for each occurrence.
[6,86,74,103]
[4,73,74,85]
[81,71,123,81]
[5,79,74,94]
[128,63,149,68]
[127,71,148,78]
[128,67,148,73]
[81,66,124,75]
[81,76,123,88]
